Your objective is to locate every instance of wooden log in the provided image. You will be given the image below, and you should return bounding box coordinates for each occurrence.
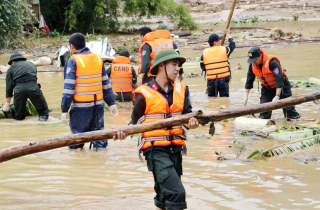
[0,91,320,163]
[221,0,238,45]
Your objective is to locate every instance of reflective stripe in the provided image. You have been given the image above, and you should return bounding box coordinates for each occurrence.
[77,56,86,68]
[152,47,161,52]
[102,75,109,81]
[74,90,102,95]
[64,79,76,84]
[75,82,102,87]
[265,76,274,80]
[264,60,269,68]
[140,88,152,98]
[145,112,182,119]
[96,54,101,66]
[72,100,104,108]
[157,43,173,48]
[113,87,133,90]
[76,74,101,79]
[63,89,75,94]
[111,82,133,85]
[180,66,183,69]
[175,49,179,52]
[176,82,181,93]
[200,61,203,63]
[103,84,112,89]
[138,135,185,150]
[113,64,130,66]
[110,76,132,79]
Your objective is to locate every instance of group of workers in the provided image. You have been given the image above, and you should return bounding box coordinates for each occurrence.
[3,24,301,210]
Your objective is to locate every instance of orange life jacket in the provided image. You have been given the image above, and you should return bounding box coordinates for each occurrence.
[72,53,103,103]
[110,56,133,93]
[251,50,288,89]
[134,82,186,151]
[138,32,160,77]
[203,46,230,80]
[154,29,174,50]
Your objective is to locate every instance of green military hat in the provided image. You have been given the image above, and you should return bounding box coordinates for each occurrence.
[8,53,27,65]
[150,49,186,75]
[156,24,171,31]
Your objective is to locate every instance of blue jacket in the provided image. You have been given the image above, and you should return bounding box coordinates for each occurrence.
[61,47,115,112]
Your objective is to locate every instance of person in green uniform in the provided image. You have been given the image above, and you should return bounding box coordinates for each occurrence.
[115,49,200,210]
[3,53,49,121]
[244,47,300,119]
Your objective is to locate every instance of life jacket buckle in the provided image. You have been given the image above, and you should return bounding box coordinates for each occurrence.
[165,113,172,118]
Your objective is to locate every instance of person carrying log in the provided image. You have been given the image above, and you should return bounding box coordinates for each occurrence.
[244,47,300,119]
[154,24,184,82]
[200,33,236,97]
[115,49,200,210]
[61,33,118,151]
[3,53,49,121]
[106,50,137,102]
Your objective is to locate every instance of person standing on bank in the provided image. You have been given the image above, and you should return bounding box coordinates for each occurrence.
[61,33,118,151]
[115,49,200,210]
[3,53,49,121]
[106,50,137,102]
[244,47,300,119]
[154,24,184,82]
[200,33,236,97]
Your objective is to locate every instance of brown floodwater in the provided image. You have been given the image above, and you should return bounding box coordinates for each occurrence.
[0,38,320,209]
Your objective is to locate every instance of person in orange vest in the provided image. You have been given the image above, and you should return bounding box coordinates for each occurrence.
[200,33,236,97]
[106,50,137,102]
[244,47,300,119]
[61,33,119,151]
[137,27,159,87]
[155,24,184,82]
[115,49,200,210]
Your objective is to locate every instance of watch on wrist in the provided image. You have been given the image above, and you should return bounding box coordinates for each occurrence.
[276,94,280,97]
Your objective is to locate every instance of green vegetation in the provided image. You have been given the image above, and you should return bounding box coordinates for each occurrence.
[0,100,38,119]
[40,0,198,34]
[231,16,261,24]
[0,0,36,49]
[278,18,288,22]
[290,81,318,88]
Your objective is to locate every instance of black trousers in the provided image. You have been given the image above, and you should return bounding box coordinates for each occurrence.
[13,82,49,120]
[115,92,133,102]
[207,76,230,97]
[145,149,187,210]
[259,79,300,119]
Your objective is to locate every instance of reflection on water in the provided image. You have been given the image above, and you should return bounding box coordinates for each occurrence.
[0,43,320,209]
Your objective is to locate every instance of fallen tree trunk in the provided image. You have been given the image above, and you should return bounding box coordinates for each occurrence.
[0,91,320,163]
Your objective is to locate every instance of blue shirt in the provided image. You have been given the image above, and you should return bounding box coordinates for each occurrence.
[61,47,115,112]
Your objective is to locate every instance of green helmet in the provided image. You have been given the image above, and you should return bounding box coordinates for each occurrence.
[156,24,171,31]
[150,49,186,75]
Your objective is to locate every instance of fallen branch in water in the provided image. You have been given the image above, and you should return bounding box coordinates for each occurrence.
[0,91,320,163]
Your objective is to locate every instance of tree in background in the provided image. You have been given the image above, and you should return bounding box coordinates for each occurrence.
[40,0,197,34]
[0,0,36,49]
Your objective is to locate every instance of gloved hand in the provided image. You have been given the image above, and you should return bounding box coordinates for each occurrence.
[61,113,68,124]
[109,105,118,117]
[2,103,10,112]
[272,95,280,102]
[243,93,249,106]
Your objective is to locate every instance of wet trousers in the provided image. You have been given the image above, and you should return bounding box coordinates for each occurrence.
[207,76,230,97]
[259,79,300,119]
[68,107,108,150]
[145,149,187,210]
[13,81,49,120]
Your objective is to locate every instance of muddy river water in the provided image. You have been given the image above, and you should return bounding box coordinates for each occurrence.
[0,38,320,209]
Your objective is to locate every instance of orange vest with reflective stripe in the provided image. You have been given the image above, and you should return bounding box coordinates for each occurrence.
[203,46,230,80]
[154,30,174,50]
[110,56,133,93]
[138,32,160,77]
[134,82,186,151]
[72,53,103,102]
[252,50,288,89]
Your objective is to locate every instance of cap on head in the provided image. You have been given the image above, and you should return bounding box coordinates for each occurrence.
[247,47,262,63]
[150,49,186,75]
[119,50,130,58]
[208,34,223,46]
[8,53,27,65]
[156,24,171,31]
